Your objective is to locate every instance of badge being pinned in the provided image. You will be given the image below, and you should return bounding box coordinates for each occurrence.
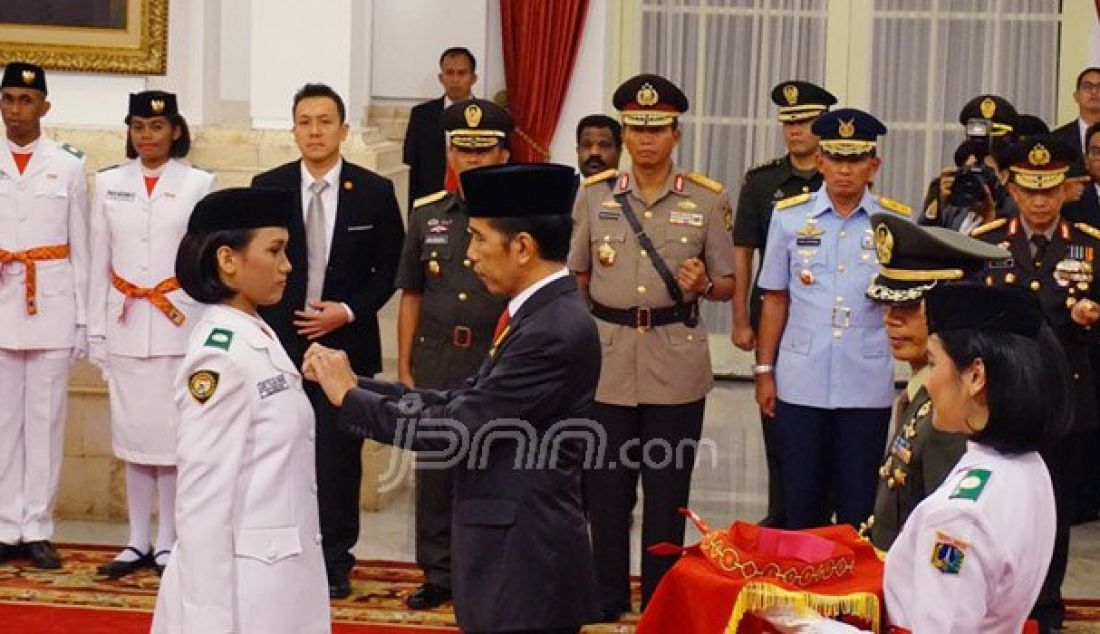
[188,370,219,404]
[930,531,969,575]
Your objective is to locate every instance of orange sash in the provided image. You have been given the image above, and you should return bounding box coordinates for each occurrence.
[111,271,185,326]
[0,244,71,315]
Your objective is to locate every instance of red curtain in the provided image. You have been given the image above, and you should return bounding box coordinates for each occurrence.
[500,0,589,162]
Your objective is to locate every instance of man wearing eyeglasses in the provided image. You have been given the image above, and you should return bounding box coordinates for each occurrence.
[1054,67,1100,173]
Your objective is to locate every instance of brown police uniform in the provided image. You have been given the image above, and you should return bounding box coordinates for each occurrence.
[569,73,735,617]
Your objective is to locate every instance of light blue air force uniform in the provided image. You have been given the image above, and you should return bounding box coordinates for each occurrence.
[757,189,898,409]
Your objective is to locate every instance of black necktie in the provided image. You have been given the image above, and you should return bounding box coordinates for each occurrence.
[1030,234,1049,263]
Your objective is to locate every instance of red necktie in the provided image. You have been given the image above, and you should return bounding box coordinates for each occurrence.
[492,309,511,343]
[12,152,31,174]
[144,175,159,195]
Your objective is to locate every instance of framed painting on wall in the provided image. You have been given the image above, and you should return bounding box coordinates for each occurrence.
[0,0,168,75]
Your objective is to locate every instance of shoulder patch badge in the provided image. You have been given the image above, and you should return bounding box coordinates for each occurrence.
[686,171,724,193]
[969,218,1007,238]
[877,196,911,216]
[930,530,969,575]
[583,168,618,187]
[413,190,448,209]
[188,370,219,404]
[203,328,234,351]
[1075,222,1100,241]
[775,192,811,210]
[950,468,991,501]
[60,142,85,159]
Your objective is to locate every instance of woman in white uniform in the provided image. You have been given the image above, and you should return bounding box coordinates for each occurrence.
[88,91,215,577]
[151,187,330,634]
[772,283,1067,634]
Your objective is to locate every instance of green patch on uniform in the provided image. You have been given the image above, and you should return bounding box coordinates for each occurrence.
[203,328,234,351]
[930,530,968,575]
[60,142,84,159]
[949,468,991,501]
[188,370,219,404]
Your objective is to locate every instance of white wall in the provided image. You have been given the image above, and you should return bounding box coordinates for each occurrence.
[219,0,250,103]
[371,0,490,100]
[548,0,611,167]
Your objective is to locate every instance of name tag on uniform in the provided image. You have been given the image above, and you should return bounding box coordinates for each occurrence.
[257,374,290,399]
[425,234,449,245]
[106,190,136,202]
[796,237,822,246]
[669,211,704,227]
[598,210,620,220]
[347,224,374,232]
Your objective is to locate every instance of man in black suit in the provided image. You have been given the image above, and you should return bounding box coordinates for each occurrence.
[251,83,404,599]
[403,47,478,209]
[1054,68,1100,187]
[305,163,601,634]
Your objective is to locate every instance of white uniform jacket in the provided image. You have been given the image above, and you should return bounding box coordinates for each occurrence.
[883,441,1056,633]
[0,137,89,350]
[88,159,215,357]
[152,305,330,634]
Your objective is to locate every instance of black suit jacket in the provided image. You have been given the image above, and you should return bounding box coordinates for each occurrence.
[251,160,404,376]
[1053,119,1085,174]
[338,274,602,631]
[1064,184,1100,226]
[403,97,447,209]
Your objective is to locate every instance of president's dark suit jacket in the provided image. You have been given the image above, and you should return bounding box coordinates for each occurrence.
[403,97,447,209]
[252,160,404,376]
[338,275,602,632]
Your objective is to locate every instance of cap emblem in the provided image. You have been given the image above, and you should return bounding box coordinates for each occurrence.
[838,118,856,139]
[980,97,996,119]
[150,99,165,115]
[1028,143,1051,167]
[464,103,483,128]
[636,82,659,107]
[21,69,35,85]
[783,84,799,106]
[875,223,894,265]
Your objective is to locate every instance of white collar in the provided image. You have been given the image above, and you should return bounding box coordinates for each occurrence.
[8,137,39,153]
[300,158,342,191]
[507,267,570,318]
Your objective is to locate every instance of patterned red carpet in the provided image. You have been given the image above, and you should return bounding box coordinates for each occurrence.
[1,544,1095,632]
[0,544,641,633]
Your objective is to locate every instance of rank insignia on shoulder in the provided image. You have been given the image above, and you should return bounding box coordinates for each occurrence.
[1075,222,1100,241]
[413,190,448,209]
[917,401,931,418]
[969,218,1007,238]
[97,163,120,173]
[204,328,234,351]
[775,192,811,210]
[876,195,911,216]
[686,171,723,193]
[60,142,85,159]
[950,468,991,501]
[930,530,969,575]
[188,370,219,404]
[583,169,618,187]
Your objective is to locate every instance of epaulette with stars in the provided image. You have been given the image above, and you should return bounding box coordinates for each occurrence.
[582,169,618,187]
[774,192,811,210]
[97,163,120,173]
[1074,222,1100,242]
[686,171,724,193]
[968,218,1007,238]
[413,190,448,209]
[59,142,84,159]
[876,195,911,217]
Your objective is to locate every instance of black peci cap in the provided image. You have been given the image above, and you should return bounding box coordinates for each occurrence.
[925,283,1044,338]
[460,163,578,218]
[129,90,179,118]
[1,62,46,94]
[187,188,296,233]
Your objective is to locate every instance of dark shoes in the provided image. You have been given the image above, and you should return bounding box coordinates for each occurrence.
[328,578,352,599]
[24,540,62,569]
[757,515,786,528]
[96,546,152,579]
[405,582,451,610]
[0,541,20,563]
[598,603,630,623]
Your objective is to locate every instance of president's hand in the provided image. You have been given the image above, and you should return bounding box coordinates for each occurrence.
[302,343,357,407]
[293,301,350,340]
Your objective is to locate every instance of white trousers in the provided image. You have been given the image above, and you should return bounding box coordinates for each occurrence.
[0,348,71,543]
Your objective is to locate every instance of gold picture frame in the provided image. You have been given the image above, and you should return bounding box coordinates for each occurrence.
[0,0,168,75]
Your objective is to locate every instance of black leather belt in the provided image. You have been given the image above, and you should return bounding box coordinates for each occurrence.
[590,300,699,330]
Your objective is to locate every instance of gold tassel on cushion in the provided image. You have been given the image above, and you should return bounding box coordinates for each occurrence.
[725,582,882,634]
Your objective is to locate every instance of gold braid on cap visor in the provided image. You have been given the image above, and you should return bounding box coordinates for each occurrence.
[1010,166,1068,190]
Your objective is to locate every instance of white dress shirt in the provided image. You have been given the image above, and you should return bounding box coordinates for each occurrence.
[507,267,570,318]
[298,159,342,262]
